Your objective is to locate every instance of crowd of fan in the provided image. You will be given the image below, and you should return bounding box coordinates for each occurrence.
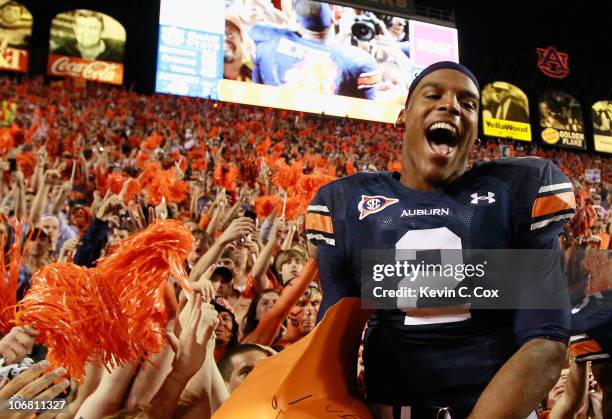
[0,74,609,418]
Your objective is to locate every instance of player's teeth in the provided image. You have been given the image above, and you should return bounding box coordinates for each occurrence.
[429,122,456,134]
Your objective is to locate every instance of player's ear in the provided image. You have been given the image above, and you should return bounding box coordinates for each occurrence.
[394,109,405,130]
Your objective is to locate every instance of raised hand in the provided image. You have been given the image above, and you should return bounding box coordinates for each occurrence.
[95,194,124,222]
[0,360,69,417]
[218,217,255,245]
[58,238,80,263]
[43,170,60,186]
[167,293,216,380]
[0,326,38,365]
[155,197,168,220]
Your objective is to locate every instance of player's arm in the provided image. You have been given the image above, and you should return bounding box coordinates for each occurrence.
[305,191,357,321]
[472,239,571,418]
[470,338,567,419]
[472,161,576,418]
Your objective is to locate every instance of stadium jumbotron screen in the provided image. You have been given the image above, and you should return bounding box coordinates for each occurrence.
[155,0,458,123]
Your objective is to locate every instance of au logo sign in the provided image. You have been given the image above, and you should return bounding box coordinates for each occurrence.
[536,47,569,79]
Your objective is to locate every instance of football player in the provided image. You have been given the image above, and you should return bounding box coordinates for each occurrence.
[307,61,576,418]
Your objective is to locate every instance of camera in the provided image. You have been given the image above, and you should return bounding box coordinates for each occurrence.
[351,12,384,42]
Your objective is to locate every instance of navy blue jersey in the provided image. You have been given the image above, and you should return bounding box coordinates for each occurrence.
[249,24,381,100]
[306,157,576,409]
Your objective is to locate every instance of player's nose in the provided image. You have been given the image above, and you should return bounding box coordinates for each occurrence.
[437,94,461,116]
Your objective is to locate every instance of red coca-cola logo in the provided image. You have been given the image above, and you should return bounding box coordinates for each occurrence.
[49,55,123,84]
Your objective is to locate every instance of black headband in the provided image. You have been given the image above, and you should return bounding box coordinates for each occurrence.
[406,61,480,104]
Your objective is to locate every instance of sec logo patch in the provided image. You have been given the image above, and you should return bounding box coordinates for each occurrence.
[358,195,399,220]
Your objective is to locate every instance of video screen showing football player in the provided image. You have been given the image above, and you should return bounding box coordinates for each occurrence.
[307,61,578,417]
[248,0,381,100]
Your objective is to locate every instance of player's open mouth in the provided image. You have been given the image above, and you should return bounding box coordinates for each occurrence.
[425,121,458,158]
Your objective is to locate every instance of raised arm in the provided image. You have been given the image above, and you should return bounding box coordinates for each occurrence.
[29,169,58,226]
[144,293,217,419]
[548,359,588,419]
[250,222,277,294]
[190,217,254,282]
[242,258,317,346]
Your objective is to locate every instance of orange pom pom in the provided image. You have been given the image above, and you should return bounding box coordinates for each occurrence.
[15,220,194,381]
[170,150,181,161]
[284,173,336,220]
[16,151,36,178]
[146,168,189,205]
[272,161,303,192]
[0,217,25,334]
[284,196,304,220]
[0,128,15,155]
[15,264,124,381]
[138,162,162,189]
[255,137,272,156]
[141,132,163,151]
[213,164,239,192]
[191,158,208,172]
[106,172,129,195]
[254,196,280,219]
[95,220,193,361]
[297,173,336,200]
[123,179,142,203]
[135,151,150,169]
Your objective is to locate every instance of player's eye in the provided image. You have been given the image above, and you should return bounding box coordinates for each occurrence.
[462,101,477,110]
[425,94,441,100]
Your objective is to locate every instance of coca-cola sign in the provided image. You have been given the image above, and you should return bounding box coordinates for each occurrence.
[0,48,28,73]
[47,54,123,85]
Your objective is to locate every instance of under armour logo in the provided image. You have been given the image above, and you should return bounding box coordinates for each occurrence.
[470,192,496,204]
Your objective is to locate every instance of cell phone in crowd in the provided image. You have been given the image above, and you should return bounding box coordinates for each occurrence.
[8,158,17,172]
[244,209,257,222]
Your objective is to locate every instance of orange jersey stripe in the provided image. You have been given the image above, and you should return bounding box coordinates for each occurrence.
[532,191,575,219]
[570,339,603,357]
[306,213,334,235]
